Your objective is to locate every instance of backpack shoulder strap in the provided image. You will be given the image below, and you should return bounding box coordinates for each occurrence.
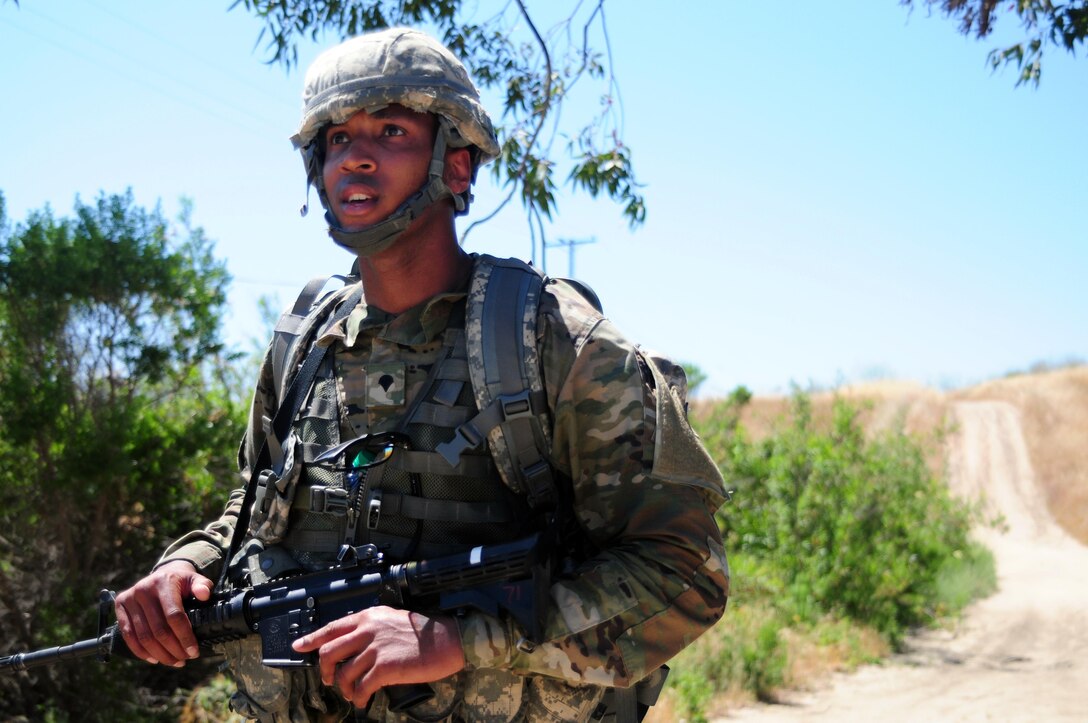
[271,274,357,402]
[436,254,557,510]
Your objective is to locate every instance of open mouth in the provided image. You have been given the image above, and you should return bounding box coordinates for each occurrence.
[339,192,379,218]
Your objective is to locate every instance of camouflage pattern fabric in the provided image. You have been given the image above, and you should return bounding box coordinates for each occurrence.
[219,636,349,722]
[157,254,729,721]
[291,28,499,159]
[456,277,730,686]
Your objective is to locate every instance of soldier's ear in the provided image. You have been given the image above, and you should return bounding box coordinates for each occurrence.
[443,147,472,195]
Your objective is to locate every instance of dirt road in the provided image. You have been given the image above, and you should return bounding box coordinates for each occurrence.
[721,401,1088,722]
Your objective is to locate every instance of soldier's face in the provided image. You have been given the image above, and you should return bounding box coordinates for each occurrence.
[321,105,436,232]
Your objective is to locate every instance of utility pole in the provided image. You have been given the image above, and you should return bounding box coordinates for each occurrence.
[543,237,596,277]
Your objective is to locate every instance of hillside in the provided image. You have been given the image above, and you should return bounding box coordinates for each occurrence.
[714,365,1088,721]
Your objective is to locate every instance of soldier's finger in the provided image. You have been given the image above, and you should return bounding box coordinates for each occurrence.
[319,627,375,686]
[130,597,188,666]
[318,637,357,687]
[160,592,201,660]
[116,601,165,665]
[292,615,354,653]
[350,670,378,710]
[188,574,214,602]
[336,653,375,707]
[115,601,156,664]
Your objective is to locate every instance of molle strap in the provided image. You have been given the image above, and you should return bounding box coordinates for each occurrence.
[411,400,473,427]
[437,356,470,381]
[279,528,341,553]
[387,449,495,478]
[363,490,514,524]
[435,389,548,466]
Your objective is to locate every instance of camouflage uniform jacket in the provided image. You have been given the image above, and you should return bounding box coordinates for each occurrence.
[159,255,730,721]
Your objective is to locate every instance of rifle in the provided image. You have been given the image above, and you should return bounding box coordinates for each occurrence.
[0,533,546,711]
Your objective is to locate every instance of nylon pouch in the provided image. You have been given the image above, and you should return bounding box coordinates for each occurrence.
[249,432,304,545]
[642,350,727,506]
[220,635,344,722]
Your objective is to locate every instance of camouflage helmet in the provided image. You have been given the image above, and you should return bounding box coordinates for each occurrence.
[291,28,500,257]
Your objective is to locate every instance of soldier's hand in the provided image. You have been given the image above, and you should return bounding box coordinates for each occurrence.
[114,561,214,667]
[291,605,465,709]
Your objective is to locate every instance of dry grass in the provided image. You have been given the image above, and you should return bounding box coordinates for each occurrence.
[726,381,953,483]
[776,623,889,692]
[732,381,950,440]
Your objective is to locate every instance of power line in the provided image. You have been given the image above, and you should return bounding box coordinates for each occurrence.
[83,0,296,112]
[543,237,596,277]
[4,5,292,134]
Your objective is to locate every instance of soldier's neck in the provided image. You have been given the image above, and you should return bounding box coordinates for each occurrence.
[355,216,471,314]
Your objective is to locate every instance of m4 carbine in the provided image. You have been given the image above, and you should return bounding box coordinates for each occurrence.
[0,533,546,711]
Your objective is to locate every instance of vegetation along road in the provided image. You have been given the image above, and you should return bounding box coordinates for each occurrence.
[722,399,1088,722]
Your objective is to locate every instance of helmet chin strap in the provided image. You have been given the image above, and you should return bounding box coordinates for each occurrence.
[325,120,465,258]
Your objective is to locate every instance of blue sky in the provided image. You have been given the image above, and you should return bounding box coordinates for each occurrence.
[2,1,1084,397]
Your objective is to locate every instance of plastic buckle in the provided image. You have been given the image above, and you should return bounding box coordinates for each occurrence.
[522,460,555,510]
[310,486,350,515]
[436,424,483,466]
[256,472,278,513]
[498,390,533,421]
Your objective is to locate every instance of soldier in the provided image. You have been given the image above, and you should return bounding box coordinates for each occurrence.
[114,27,729,722]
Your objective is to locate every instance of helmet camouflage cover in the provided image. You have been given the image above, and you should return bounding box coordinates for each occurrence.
[292,27,500,197]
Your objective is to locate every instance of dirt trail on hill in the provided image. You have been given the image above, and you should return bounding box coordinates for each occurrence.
[721,401,1088,722]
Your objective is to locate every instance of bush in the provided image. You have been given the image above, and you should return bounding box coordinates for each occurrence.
[661,389,993,716]
[706,390,981,644]
[661,389,996,717]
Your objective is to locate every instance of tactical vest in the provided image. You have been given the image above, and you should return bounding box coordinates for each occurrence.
[250,255,573,570]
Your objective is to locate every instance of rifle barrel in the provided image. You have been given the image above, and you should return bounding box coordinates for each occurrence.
[0,631,118,675]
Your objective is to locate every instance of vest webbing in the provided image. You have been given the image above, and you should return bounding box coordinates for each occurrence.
[271,255,560,514]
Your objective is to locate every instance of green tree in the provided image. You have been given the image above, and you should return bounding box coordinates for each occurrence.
[0,191,246,721]
[230,0,643,259]
[902,0,1088,85]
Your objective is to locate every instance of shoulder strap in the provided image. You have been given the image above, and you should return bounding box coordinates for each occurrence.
[271,275,354,401]
[436,255,556,510]
[217,278,362,591]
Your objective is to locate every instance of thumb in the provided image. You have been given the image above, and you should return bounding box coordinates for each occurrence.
[188,574,214,602]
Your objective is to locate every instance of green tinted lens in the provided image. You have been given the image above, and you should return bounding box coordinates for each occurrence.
[348,433,408,469]
[350,449,376,468]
